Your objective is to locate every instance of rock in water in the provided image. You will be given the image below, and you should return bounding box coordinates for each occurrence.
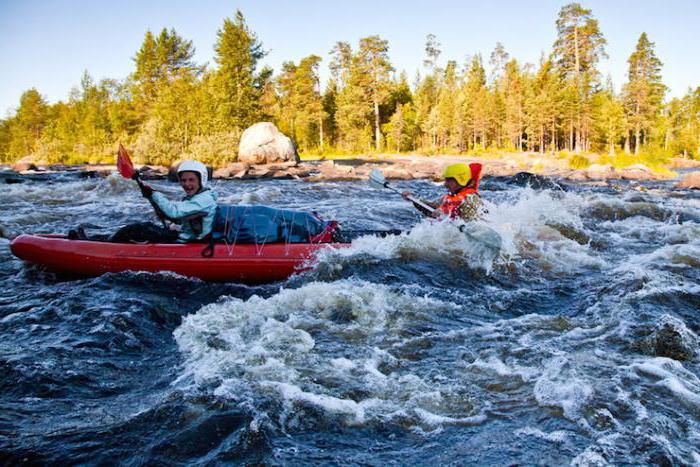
[238,122,299,164]
[511,172,565,190]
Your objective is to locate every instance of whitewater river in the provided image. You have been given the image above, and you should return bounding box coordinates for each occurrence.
[1,170,699,465]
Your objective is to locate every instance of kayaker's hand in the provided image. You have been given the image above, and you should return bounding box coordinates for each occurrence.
[401,191,412,200]
[139,183,154,198]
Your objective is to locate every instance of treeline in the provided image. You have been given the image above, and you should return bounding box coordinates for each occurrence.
[1,4,699,167]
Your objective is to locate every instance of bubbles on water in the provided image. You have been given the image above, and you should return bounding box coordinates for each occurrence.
[480,188,606,274]
[631,357,700,399]
[174,279,488,430]
[515,426,571,443]
[533,356,594,422]
[218,186,283,205]
[311,219,502,275]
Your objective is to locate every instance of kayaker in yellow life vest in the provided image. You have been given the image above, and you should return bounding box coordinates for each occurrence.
[401,162,483,221]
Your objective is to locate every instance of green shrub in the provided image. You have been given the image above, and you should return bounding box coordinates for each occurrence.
[568,154,590,169]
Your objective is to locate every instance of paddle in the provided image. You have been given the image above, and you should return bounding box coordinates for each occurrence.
[368,168,502,251]
[117,144,169,228]
[369,169,438,215]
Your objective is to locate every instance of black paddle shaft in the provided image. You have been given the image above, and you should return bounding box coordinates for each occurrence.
[133,173,170,228]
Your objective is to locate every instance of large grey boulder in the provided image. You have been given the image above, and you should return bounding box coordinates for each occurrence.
[238,122,299,165]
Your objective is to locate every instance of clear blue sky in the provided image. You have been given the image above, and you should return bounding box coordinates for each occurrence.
[1,0,698,117]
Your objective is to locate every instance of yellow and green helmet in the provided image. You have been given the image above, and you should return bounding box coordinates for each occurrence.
[443,163,472,186]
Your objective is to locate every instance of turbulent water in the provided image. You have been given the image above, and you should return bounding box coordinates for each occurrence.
[1,170,699,465]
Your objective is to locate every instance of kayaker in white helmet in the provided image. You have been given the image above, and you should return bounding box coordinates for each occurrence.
[71,160,218,243]
[147,160,218,242]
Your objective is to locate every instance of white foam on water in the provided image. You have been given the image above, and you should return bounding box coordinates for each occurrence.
[173,279,484,429]
[599,215,699,246]
[533,356,594,422]
[263,381,373,424]
[609,239,700,300]
[94,172,137,196]
[411,407,487,427]
[483,189,604,273]
[219,186,283,204]
[466,356,518,377]
[570,447,609,466]
[314,218,502,272]
[631,358,700,411]
[614,387,648,421]
[515,426,570,443]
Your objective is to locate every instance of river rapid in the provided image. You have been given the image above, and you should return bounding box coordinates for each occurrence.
[1,171,699,465]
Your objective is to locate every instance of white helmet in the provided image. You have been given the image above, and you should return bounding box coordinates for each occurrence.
[177,160,208,186]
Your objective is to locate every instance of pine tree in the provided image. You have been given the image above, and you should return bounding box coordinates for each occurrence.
[154,28,196,78]
[413,73,438,150]
[384,102,417,152]
[461,55,490,150]
[333,36,393,151]
[75,72,112,161]
[503,59,526,150]
[423,34,441,71]
[665,87,700,158]
[592,83,625,154]
[527,58,562,153]
[8,89,48,159]
[489,43,509,148]
[623,32,666,155]
[132,31,159,104]
[257,66,278,122]
[552,2,607,152]
[132,28,197,121]
[276,55,325,151]
[295,55,325,151]
[357,36,394,150]
[212,10,266,132]
[435,61,459,150]
[277,61,298,138]
[322,80,338,149]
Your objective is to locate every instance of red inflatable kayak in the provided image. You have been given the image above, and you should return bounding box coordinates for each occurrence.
[10,234,346,283]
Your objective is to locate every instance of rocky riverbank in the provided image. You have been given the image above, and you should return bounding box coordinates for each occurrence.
[3,154,700,188]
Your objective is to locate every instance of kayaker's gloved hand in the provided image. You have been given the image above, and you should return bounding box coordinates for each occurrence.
[139,183,153,198]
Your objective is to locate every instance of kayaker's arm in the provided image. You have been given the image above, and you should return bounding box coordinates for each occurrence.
[401,191,440,217]
[150,192,212,221]
[413,198,440,217]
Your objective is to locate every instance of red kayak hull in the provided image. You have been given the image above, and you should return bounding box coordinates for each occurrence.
[10,234,346,283]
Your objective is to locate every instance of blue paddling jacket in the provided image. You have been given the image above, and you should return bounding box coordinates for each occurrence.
[151,188,218,242]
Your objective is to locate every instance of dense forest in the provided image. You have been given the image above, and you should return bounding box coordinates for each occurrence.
[1,3,699,168]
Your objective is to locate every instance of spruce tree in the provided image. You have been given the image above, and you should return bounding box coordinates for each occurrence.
[623,32,666,155]
[132,31,159,104]
[212,10,266,132]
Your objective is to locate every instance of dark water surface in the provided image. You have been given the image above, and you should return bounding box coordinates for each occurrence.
[1,172,699,465]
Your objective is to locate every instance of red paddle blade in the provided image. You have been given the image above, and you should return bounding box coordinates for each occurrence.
[117,144,135,179]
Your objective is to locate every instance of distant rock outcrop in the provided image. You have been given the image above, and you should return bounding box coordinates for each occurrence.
[12,159,38,172]
[238,122,299,164]
[676,171,700,190]
[585,164,615,180]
